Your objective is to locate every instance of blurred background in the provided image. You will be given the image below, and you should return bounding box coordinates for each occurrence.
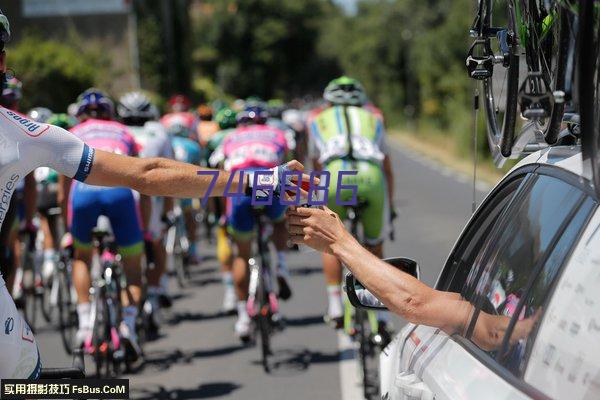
[3,0,494,171]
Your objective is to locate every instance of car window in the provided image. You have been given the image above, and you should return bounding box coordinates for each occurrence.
[439,176,527,294]
[523,211,600,400]
[465,175,586,355]
[498,196,595,376]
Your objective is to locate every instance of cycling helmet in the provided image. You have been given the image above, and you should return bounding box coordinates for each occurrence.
[28,107,53,123]
[0,8,10,45]
[215,108,237,130]
[197,104,213,121]
[323,76,368,106]
[117,91,159,125]
[76,88,114,119]
[47,113,76,130]
[168,94,191,113]
[161,112,196,138]
[2,76,22,104]
[236,105,268,126]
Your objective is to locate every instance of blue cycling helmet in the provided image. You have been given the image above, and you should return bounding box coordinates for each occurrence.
[76,88,114,120]
[236,105,268,126]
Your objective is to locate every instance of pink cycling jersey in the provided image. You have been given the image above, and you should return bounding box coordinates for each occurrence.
[221,124,289,171]
[69,119,139,156]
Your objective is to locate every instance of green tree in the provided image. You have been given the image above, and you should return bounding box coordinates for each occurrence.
[8,35,108,112]
[193,0,340,99]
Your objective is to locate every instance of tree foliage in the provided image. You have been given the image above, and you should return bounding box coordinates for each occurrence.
[8,35,109,112]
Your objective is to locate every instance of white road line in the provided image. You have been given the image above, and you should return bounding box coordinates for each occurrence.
[338,332,363,400]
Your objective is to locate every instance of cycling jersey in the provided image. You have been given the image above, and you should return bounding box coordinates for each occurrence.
[213,124,290,172]
[129,122,175,239]
[170,136,201,208]
[309,105,388,165]
[0,106,94,379]
[214,124,290,239]
[69,119,143,254]
[309,105,389,245]
[160,112,196,139]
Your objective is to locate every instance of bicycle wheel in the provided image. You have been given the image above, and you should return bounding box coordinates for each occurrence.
[518,0,575,143]
[57,268,77,355]
[21,268,37,332]
[580,0,600,192]
[40,276,55,323]
[256,275,272,373]
[355,309,377,399]
[479,0,521,159]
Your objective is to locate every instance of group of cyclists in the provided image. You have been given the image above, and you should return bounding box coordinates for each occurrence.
[0,8,395,380]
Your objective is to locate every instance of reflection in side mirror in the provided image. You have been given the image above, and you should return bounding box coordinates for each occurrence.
[345,257,420,310]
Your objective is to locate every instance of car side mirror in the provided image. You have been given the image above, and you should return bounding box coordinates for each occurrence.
[344,257,420,310]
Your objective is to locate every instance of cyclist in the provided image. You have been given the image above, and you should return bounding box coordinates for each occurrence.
[117,91,175,325]
[61,88,148,359]
[161,110,202,263]
[210,105,294,341]
[308,77,395,343]
[195,104,219,152]
[167,94,192,113]
[0,10,307,379]
[208,107,237,313]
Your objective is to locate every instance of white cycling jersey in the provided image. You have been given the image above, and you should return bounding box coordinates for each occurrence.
[0,106,94,379]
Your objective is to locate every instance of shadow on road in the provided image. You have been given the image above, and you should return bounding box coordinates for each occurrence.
[285,314,325,327]
[130,382,241,399]
[138,344,248,373]
[169,310,234,325]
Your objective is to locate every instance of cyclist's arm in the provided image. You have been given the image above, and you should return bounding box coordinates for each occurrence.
[86,150,308,199]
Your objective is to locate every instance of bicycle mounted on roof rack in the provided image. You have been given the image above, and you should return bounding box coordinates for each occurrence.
[467,0,580,167]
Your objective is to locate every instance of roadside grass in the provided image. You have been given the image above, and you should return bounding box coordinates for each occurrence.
[388,129,514,186]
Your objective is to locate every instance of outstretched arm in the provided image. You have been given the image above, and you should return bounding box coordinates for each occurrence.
[86,150,308,199]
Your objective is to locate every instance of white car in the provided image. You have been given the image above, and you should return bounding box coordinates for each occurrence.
[351,145,600,400]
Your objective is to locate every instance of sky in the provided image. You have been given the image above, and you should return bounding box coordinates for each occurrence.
[333,0,359,15]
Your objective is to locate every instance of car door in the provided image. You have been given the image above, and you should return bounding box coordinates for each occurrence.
[390,167,596,400]
[383,169,530,400]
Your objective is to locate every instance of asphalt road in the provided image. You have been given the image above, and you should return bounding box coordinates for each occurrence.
[34,140,491,399]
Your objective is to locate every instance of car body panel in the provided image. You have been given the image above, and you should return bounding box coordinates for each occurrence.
[524,210,600,400]
[381,145,599,400]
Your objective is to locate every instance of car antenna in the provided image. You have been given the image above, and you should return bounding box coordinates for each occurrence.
[472,86,480,214]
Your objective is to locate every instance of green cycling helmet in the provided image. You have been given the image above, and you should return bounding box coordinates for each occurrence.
[323,76,367,106]
[216,108,237,130]
[47,113,77,130]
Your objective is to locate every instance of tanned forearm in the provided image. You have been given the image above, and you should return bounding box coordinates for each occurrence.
[86,151,247,199]
[330,234,471,334]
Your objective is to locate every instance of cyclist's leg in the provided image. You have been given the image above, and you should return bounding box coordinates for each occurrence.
[0,277,41,379]
[69,182,101,344]
[359,163,392,345]
[322,160,349,327]
[218,198,235,313]
[227,196,254,339]
[266,202,292,300]
[181,198,198,262]
[146,197,171,308]
[104,188,144,337]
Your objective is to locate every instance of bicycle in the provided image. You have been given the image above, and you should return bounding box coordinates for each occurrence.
[85,228,127,378]
[164,204,191,289]
[54,243,78,355]
[15,227,41,332]
[245,208,282,373]
[39,348,86,379]
[342,199,383,400]
[467,0,579,166]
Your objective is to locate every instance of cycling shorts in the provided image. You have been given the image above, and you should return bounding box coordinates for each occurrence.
[325,159,387,246]
[69,182,143,256]
[227,196,287,240]
[0,277,41,379]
